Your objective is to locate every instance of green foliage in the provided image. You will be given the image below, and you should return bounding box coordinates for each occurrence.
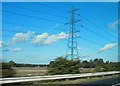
[79,58,105,69]
[116,62,120,71]
[2,62,16,78]
[2,69,15,77]
[48,57,80,75]
[48,57,120,75]
[81,60,91,68]
[94,66,103,72]
[1,58,119,77]
[8,60,16,67]
[92,58,104,68]
[103,62,120,71]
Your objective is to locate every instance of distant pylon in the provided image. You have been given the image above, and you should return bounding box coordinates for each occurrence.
[65,5,82,60]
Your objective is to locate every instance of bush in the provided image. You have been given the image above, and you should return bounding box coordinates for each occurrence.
[2,62,16,78]
[48,57,80,75]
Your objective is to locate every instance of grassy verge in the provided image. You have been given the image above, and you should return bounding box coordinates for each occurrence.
[13,67,47,77]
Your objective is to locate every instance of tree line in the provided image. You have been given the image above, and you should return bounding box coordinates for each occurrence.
[1,57,120,77]
[1,61,47,77]
[48,57,120,75]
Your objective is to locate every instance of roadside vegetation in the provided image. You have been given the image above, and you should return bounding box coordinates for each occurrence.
[48,57,120,75]
[1,61,47,77]
[1,61,16,78]
[1,57,120,77]
[48,57,80,74]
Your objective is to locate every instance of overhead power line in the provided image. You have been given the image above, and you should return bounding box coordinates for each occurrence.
[2,4,118,57]
[80,36,117,54]
[1,30,117,55]
[1,34,68,40]
[81,36,103,46]
[3,10,64,23]
[3,4,68,19]
[1,30,27,33]
[78,14,117,38]
[2,21,68,34]
[3,21,44,29]
[27,3,117,42]
[81,25,115,42]
[35,3,66,12]
[79,42,117,56]
[2,34,117,55]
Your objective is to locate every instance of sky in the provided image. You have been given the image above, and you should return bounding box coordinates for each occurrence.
[1,2,119,64]
[1,0,120,2]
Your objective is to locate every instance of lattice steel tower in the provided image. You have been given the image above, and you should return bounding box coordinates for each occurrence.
[65,5,81,60]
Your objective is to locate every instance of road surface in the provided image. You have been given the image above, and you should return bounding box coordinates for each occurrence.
[80,77,120,86]
[1,71,120,84]
[2,77,120,86]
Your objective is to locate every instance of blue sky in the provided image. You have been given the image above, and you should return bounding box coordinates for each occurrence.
[1,2,119,64]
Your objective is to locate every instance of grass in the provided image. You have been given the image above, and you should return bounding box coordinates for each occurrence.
[13,67,47,77]
[13,67,101,77]
[0,63,1,77]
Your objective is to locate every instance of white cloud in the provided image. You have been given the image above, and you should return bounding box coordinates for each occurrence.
[12,31,34,43]
[44,32,68,44]
[99,43,117,52]
[32,32,68,45]
[2,48,21,52]
[31,33,48,45]
[109,19,120,29]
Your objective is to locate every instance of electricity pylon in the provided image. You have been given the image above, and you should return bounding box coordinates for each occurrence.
[65,5,81,60]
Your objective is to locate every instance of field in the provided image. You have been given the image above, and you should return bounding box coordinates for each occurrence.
[13,67,97,77]
[13,67,47,77]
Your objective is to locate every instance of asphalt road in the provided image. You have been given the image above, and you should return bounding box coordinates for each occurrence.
[2,76,120,86]
[79,76,120,86]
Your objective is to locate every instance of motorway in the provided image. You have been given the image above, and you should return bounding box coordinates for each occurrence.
[79,77,120,86]
[80,77,120,86]
[1,71,120,84]
[1,71,120,86]
[2,77,120,86]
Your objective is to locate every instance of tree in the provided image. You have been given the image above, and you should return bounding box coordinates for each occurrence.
[82,60,90,68]
[9,60,16,67]
[48,57,80,75]
[104,62,120,71]
[2,62,16,77]
[93,58,104,68]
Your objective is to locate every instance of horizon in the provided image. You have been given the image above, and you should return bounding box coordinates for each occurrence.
[2,57,119,65]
